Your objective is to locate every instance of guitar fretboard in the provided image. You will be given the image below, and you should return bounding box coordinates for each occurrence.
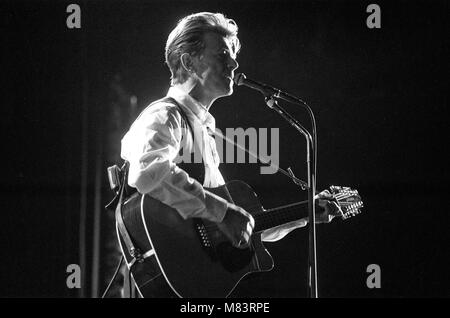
[253,200,309,233]
[253,190,359,232]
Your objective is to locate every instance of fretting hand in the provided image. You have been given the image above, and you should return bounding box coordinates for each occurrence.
[261,190,342,242]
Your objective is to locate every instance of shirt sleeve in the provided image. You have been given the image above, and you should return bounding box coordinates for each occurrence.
[260,219,307,242]
[121,103,228,223]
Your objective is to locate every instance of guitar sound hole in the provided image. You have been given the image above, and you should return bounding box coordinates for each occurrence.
[216,242,254,272]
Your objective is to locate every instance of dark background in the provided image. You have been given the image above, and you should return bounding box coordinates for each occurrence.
[1,0,448,298]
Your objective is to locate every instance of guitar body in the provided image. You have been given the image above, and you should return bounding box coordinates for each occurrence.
[118,180,274,298]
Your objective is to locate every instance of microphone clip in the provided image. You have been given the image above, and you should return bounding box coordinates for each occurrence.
[264,96,275,109]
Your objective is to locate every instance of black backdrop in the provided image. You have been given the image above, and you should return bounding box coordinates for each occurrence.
[2,0,449,298]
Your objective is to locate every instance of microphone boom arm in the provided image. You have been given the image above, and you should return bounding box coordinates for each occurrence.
[235,73,319,298]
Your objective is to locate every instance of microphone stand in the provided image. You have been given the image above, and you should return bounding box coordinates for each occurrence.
[264,95,318,298]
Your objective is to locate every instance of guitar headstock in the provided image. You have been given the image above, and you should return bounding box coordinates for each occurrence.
[329,185,364,219]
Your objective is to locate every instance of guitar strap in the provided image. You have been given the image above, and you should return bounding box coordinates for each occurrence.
[168,97,205,184]
[115,161,145,267]
[165,96,195,145]
[114,97,198,268]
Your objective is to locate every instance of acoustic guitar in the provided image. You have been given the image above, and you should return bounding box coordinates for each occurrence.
[116,180,363,298]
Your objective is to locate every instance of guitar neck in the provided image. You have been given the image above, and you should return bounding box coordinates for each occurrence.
[253,200,309,233]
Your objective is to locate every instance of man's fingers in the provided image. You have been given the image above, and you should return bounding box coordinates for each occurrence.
[240,208,255,229]
[235,228,252,249]
[242,231,250,243]
[222,205,254,248]
[316,190,331,199]
[327,201,342,216]
[246,221,254,233]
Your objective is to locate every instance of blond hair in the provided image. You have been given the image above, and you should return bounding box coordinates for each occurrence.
[165,12,240,84]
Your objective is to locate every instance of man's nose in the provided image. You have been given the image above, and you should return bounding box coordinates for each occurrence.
[228,58,239,71]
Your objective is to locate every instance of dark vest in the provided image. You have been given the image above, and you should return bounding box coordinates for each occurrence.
[121,97,205,199]
[160,97,205,185]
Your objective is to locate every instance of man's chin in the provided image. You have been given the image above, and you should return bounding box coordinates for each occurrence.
[226,83,234,95]
[216,87,233,98]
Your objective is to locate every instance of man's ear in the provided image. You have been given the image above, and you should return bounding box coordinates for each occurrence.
[180,53,195,73]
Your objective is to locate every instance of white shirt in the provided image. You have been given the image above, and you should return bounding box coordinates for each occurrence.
[121,85,306,242]
[120,86,228,223]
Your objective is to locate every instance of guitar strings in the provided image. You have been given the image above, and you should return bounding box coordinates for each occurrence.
[201,192,360,232]
[201,201,308,232]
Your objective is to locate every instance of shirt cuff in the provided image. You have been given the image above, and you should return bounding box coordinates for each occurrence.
[204,190,229,223]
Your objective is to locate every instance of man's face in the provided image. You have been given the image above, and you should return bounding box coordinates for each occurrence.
[192,32,239,101]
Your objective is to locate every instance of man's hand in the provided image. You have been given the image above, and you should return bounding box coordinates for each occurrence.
[261,189,342,242]
[315,189,342,223]
[217,203,254,249]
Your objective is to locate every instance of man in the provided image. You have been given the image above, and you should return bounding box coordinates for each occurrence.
[120,12,339,296]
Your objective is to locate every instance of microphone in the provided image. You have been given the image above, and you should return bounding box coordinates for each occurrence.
[233,73,307,106]
[233,73,281,97]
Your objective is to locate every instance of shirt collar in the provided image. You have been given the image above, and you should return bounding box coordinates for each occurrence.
[167,86,216,131]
